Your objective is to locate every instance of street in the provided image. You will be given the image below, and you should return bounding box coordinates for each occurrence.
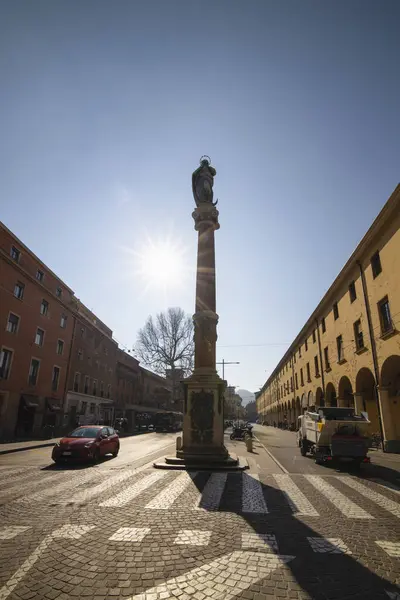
[0,429,399,600]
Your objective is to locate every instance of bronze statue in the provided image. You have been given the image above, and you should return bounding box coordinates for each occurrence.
[192,157,218,206]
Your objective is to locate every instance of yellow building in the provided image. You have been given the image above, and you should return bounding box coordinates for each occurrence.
[257,184,400,453]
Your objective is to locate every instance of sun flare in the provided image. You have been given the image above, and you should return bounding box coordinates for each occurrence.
[135,237,188,290]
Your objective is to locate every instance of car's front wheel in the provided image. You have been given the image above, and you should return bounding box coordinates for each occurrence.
[92,448,100,464]
[112,444,120,458]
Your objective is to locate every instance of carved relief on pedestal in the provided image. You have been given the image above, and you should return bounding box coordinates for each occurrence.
[190,389,214,444]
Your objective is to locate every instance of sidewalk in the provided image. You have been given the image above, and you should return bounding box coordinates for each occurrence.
[0,438,60,455]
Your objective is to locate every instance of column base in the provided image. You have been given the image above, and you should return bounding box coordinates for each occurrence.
[154,452,248,471]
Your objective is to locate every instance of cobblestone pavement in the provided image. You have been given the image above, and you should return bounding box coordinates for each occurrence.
[0,457,399,600]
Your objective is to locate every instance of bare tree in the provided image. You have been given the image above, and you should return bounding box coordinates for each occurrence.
[135,307,194,377]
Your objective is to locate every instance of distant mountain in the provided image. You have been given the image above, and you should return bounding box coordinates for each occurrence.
[236,389,255,406]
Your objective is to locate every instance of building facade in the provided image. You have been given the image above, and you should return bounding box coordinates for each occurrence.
[0,222,175,439]
[257,184,400,452]
[0,223,75,439]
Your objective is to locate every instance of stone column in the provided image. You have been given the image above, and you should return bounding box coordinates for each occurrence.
[378,387,399,453]
[353,393,363,415]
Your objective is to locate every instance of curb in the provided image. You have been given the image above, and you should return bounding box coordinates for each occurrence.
[0,442,57,456]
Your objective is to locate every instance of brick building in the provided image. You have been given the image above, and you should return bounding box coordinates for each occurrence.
[0,223,74,439]
[0,221,176,440]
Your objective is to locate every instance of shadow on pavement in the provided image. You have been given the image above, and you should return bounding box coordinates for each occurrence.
[194,471,399,600]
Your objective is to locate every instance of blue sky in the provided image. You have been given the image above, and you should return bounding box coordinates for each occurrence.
[1,1,399,396]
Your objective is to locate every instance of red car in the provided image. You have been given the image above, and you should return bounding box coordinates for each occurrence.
[52,425,120,464]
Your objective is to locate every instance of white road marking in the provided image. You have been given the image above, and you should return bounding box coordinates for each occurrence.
[67,470,136,504]
[375,541,400,558]
[242,473,268,513]
[51,525,95,539]
[0,526,31,540]
[0,472,62,502]
[145,471,197,509]
[0,525,94,600]
[173,529,211,546]
[16,470,98,503]
[370,478,400,496]
[109,527,151,542]
[100,471,167,507]
[305,475,373,519]
[125,550,295,600]
[307,537,352,554]
[273,474,319,516]
[338,477,400,519]
[241,532,278,552]
[194,472,227,511]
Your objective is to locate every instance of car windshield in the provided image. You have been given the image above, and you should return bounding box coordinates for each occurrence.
[68,428,99,438]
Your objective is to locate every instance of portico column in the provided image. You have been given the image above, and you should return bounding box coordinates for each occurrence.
[353,393,363,415]
[378,387,398,453]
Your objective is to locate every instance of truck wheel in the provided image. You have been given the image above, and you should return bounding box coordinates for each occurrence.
[300,440,308,457]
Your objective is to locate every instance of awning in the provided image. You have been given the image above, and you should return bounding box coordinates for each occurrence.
[46,399,61,411]
[21,395,39,409]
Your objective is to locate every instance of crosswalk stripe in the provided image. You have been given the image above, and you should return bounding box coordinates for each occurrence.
[195,472,227,511]
[338,477,400,519]
[307,537,352,554]
[145,471,197,509]
[100,471,168,507]
[67,470,136,504]
[0,472,59,502]
[242,473,268,513]
[16,470,98,503]
[375,541,400,557]
[305,475,373,519]
[273,474,319,517]
[368,478,400,496]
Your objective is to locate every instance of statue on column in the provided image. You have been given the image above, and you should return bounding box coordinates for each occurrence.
[192,156,218,206]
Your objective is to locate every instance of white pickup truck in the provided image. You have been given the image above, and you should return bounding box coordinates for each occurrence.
[297,407,371,467]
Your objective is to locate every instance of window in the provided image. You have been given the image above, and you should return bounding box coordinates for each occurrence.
[80,327,85,337]
[290,377,294,392]
[378,296,393,335]
[35,328,44,346]
[10,246,20,262]
[371,251,382,278]
[336,335,344,362]
[299,346,302,358]
[36,270,44,282]
[56,339,64,355]
[56,287,62,298]
[306,363,311,382]
[305,339,308,351]
[107,384,111,399]
[80,401,87,415]
[333,302,339,320]
[314,355,319,377]
[324,347,330,370]
[312,330,316,343]
[90,403,96,414]
[6,313,19,334]
[93,380,97,396]
[60,314,67,328]
[349,281,356,303]
[73,372,80,393]
[14,282,24,300]
[300,368,304,386]
[84,376,89,394]
[295,373,298,389]
[352,320,364,350]
[78,349,83,361]
[29,359,40,386]
[40,299,49,316]
[52,366,60,391]
[294,354,296,364]
[321,317,326,333]
[0,349,13,379]
[100,381,104,398]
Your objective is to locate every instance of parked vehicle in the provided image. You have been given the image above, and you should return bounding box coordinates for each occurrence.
[230,424,253,441]
[297,407,371,467]
[52,425,120,464]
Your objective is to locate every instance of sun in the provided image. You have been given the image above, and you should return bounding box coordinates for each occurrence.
[135,237,187,290]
